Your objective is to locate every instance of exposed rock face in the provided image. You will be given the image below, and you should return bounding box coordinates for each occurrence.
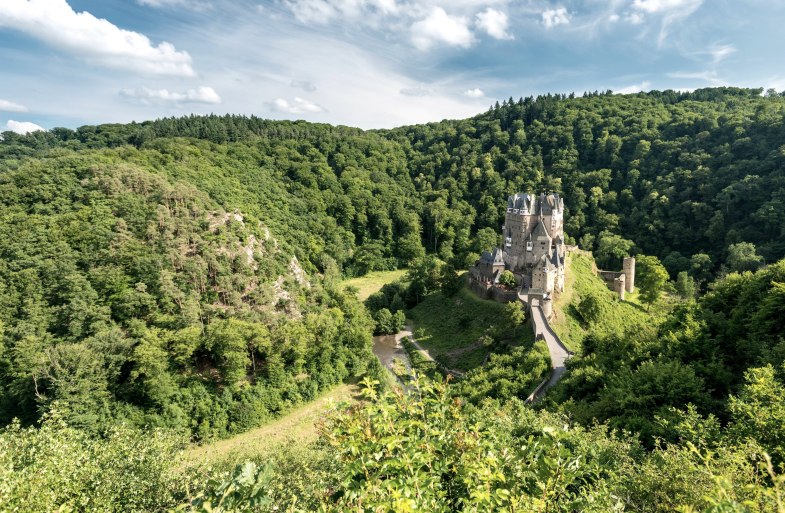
[205,209,309,315]
[289,256,310,288]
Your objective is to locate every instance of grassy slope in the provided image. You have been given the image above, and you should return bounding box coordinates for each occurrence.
[550,252,656,352]
[183,384,357,468]
[340,269,408,301]
[408,286,534,372]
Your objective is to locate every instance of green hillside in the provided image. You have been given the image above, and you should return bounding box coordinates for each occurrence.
[408,286,534,372]
[2,88,785,510]
[550,252,658,351]
[0,151,376,437]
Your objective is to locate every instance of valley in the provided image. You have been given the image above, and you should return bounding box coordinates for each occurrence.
[2,88,785,512]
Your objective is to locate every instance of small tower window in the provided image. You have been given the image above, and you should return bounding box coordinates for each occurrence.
[526,241,532,251]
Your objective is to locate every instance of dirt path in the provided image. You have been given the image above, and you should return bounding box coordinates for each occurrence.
[399,324,466,377]
[397,324,433,362]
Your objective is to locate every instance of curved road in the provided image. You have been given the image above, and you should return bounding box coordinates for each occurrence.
[526,297,571,401]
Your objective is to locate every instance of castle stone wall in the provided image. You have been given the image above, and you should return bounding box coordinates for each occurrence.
[613,274,626,301]
[598,270,624,282]
[469,278,492,299]
[597,270,627,300]
[491,287,519,303]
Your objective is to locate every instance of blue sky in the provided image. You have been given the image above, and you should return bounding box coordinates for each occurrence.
[1,0,784,132]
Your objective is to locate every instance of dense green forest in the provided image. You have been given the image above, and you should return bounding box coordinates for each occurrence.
[4,87,784,278]
[0,146,378,437]
[2,87,785,511]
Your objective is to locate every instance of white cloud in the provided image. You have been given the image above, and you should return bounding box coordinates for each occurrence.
[476,8,512,40]
[411,7,474,50]
[120,86,222,104]
[667,70,724,85]
[286,0,398,24]
[0,0,195,76]
[287,0,337,24]
[4,120,44,134]
[291,79,317,92]
[708,44,736,64]
[615,81,651,94]
[464,87,485,98]
[628,0,703,44]
[136,0,212,10]
[270,97,325,114]
[541,7,570,29]
[632,0,699,13]
[608,13,620,23]
[0,99,28,112]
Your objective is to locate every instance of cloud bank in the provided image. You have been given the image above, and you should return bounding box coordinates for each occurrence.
[464,88,485,98]
[476,8,512,40]
[4,120,44,134]
[411,7,475,50]
[0,99,28,112]
[121,86,222,104]
[542,7,570,29]
[0,0,195,76]
[270,97,325,114]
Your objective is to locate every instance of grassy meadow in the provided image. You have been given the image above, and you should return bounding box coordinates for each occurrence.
[183,384,357,469]
[340,269,409,301]
[550,252,658,352]
[408,285,535,372]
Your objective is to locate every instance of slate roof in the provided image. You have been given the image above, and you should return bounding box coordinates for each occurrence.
[532,220,551,240]
[507,192,534,211]
[506,192,564,215]
[491,247,505,265]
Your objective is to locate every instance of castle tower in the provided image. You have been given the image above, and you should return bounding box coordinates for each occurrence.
[613,274,626,300]
[541,297,553,320]
[623,257,635,293]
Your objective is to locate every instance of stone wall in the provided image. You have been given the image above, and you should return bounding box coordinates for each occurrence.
[597,270,626,300]
[598,270,624,282]
[469,278,492,299]
[491,287,519,303]
[597,257,636,299]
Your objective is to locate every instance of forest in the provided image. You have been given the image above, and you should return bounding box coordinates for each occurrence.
[1,87,785,511]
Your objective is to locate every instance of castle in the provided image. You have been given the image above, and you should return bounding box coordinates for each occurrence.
[470,192,567,304]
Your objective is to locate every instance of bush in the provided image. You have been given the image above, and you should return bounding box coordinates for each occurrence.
[0,410,186,512]
[498,270,517,288]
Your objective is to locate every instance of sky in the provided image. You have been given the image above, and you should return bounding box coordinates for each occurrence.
[1,0,784,133]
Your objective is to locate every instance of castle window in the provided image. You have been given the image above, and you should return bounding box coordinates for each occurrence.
[526,241,532,251]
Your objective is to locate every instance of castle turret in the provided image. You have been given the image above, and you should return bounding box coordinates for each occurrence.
[613,274,626,300]
[623,257,635,293]
[541,296,553,320]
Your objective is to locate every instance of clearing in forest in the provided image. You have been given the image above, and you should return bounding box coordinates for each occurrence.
[340,269,408,301]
